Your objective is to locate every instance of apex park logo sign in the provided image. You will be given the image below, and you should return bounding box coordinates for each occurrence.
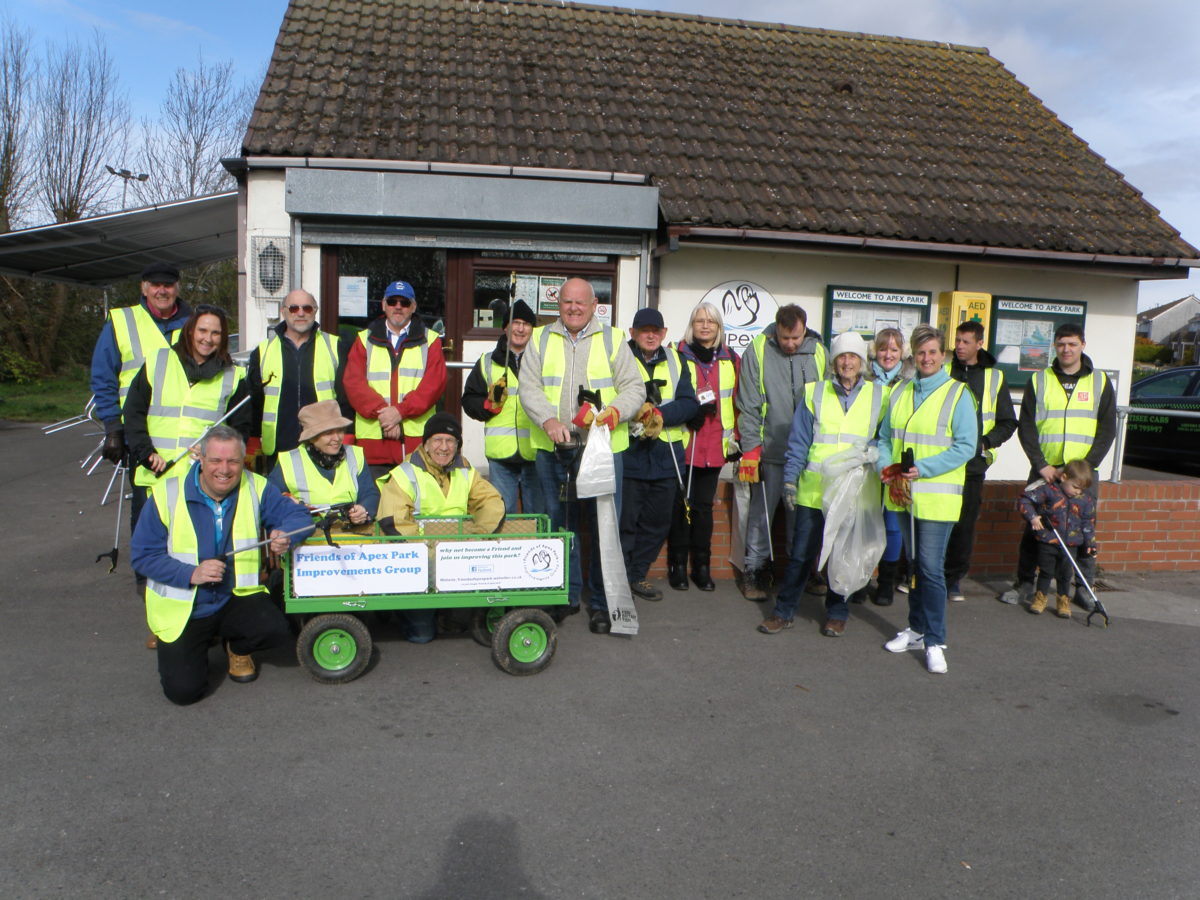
[698,281,779,352]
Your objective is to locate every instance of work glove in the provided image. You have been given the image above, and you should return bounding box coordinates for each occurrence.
[595,406,621,431]
[101,426,126,464]
[483,381,508,415]
[571,403,597,428]
[636,401,655,422]
[1084,543,1098,558]
[724,437,742,463]
[783,482,797,511]
[880,464,911,507]
[244,436,262,471]
[688,402,716,431]
[737,445,761,482]
[641,408,663,440]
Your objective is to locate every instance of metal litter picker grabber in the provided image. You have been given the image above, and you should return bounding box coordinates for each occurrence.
[1047,523,1110,628]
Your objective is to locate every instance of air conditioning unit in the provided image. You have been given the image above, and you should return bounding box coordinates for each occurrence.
[251,236,290,301]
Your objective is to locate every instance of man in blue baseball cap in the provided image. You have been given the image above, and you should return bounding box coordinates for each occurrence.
[343,279,447,477]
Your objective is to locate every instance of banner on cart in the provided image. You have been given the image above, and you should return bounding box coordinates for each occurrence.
[435,539,565,591]
[292,542,429,596]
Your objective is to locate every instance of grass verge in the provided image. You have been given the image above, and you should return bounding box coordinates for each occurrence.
[0,370,93,423]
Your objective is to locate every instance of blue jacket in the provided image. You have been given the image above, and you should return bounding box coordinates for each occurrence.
[876,366,978,478]
[131,466,315,619]
[90,299,193,427]
[623,342,699,480]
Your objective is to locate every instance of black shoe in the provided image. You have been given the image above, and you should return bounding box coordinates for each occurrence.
[872,560,896,607]
[630,580,663,601]
[588,609,612,634]
[667,555,689,591]
[550,604,580,623]
[690,564,715,592]
[849,587,869,604]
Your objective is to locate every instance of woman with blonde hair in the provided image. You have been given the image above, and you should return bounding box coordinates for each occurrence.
[666,301,741,591]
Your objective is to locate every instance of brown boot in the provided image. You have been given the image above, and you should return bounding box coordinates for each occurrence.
[1055,594,1072,618]
[145,632,157,650]
[226,644,258,683]
[1029,590,1048,615]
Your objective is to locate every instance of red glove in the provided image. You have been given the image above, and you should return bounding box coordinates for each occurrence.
[880,463,911,507]
[595,406,621,431]
[738,446,762,482]
[571,403,597,428]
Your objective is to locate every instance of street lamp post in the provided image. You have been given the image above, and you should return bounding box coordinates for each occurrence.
[105,165,150,208]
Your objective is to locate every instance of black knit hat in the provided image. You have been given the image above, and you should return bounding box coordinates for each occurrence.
[507,298,537,326]
[423,411,463,447]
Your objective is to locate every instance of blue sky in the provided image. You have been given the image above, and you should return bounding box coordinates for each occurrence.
[6,0,1196,310]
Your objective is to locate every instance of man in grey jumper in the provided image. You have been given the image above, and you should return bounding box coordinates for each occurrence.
[519,278,646,633]
[735,304,826,600]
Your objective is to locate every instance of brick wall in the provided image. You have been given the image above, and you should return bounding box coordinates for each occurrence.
[640,478,1200,579]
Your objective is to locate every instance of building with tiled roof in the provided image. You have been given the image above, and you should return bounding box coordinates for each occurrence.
[1136,295,1200,343]
[228,0,1200,480]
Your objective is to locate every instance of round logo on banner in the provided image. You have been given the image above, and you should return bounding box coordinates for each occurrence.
[698,281,779,353]
[523,543,561,581]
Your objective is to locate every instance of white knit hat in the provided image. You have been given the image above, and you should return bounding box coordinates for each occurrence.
[829,331,869,367]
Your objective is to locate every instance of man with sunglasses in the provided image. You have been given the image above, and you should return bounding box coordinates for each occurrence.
[343,280,447,476]
[246,289,350,470]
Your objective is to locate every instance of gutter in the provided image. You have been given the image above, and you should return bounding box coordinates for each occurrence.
[225,155,649,185]
[667,225,1200,271]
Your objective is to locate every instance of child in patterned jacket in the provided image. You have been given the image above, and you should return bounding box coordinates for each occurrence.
[1016,459,1097,619]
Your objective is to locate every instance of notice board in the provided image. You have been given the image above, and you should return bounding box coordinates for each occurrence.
[988,296,1087,389]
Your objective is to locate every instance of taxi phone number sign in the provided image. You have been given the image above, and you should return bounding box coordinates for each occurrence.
[435,539,565,592]
[292,543,429,597]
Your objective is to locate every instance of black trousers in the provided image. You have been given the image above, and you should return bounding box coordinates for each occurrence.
[1016,478,1101,585]
[620,476,677,582]
[156,592,291,705]
[943,473,984,589]
[667,465,721,561]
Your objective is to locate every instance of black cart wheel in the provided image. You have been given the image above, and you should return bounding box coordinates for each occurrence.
[470,606,509,648]
[296,614,372,684]
[491,608,557,676]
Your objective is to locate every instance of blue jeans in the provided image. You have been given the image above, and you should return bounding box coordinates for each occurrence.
[533,448,623,611]
[488,455,543,515]
[771,505,824,621]
[898,513,953,647]
[882,509,902,563]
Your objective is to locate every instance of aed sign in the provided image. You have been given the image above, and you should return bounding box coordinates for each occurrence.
[698,280,780,352]
[292,542,429,597]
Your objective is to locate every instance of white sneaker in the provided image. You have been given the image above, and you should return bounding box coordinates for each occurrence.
[948,591,965,603]
[884,628,924,653]
[925,644,948,674]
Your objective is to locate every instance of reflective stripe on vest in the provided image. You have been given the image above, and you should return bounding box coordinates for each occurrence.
[256,331,340,454]
[531,325,630,452]
[886,379,969,521]
[480,355,535,461]
[277,444,364,506]
[110,306,183,412]
[136,348,243,487]
[634,347,685,444]
[749,333,827,442]
[797,379,884,509]
[353,331,434,440]
[1032,369,1105,467]
[682,351,737,458]
[393,459,475,516]
[144,472,265,642]
[944,362,1003,433]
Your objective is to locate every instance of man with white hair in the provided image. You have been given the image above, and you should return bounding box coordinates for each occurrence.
[757,331,885,637]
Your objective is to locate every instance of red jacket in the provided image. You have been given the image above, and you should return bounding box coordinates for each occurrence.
[343,316,446,465]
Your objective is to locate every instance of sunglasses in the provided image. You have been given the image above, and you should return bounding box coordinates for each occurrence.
[287,304,316,314]
[384,297,415,308]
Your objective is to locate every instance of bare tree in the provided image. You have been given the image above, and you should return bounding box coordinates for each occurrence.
[35,32,129,223]
[132,56,255,204]
[0,19,34,232]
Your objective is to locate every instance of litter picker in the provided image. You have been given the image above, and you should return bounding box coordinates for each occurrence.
[154,391,256,480]
[1048,522,1110,628]
[94,463,127,573]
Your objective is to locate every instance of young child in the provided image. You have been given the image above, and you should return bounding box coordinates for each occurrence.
[1016,459,1098,618]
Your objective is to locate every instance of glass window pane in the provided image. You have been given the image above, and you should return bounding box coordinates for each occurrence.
[336,246,447,338]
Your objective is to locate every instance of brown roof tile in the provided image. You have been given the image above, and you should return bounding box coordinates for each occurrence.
[244,0,1197,259]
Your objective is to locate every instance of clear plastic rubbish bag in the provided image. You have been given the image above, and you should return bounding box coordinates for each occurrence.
[575,421,616,498]
[817,443,886,596]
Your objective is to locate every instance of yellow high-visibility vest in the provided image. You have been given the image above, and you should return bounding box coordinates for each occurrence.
[885,379,970,521]
[796,379,885,509]
[1032,369,1107,467]
[144,472,265,642]
[255,331,340,454]
[480,354,535,461]
[109,305,185,413]
[680,352,738,458]
[276,445,365,506]
[748,332,827,443]
[530,325,631,452]
[633,347,686,445]
[388,458,476,516]
[353,332,433,440]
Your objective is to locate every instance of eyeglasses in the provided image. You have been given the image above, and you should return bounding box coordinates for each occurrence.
[384,297,415,308]
[287,304,315,314]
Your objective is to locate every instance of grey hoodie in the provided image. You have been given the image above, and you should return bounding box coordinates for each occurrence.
[736,323,826,464]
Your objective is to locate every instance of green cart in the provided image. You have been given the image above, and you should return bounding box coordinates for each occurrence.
[282,514,571,683]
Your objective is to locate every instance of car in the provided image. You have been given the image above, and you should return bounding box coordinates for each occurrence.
[1123,366,1200,469]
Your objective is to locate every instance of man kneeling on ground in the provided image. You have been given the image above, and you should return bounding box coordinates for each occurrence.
[132,426,315,705]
